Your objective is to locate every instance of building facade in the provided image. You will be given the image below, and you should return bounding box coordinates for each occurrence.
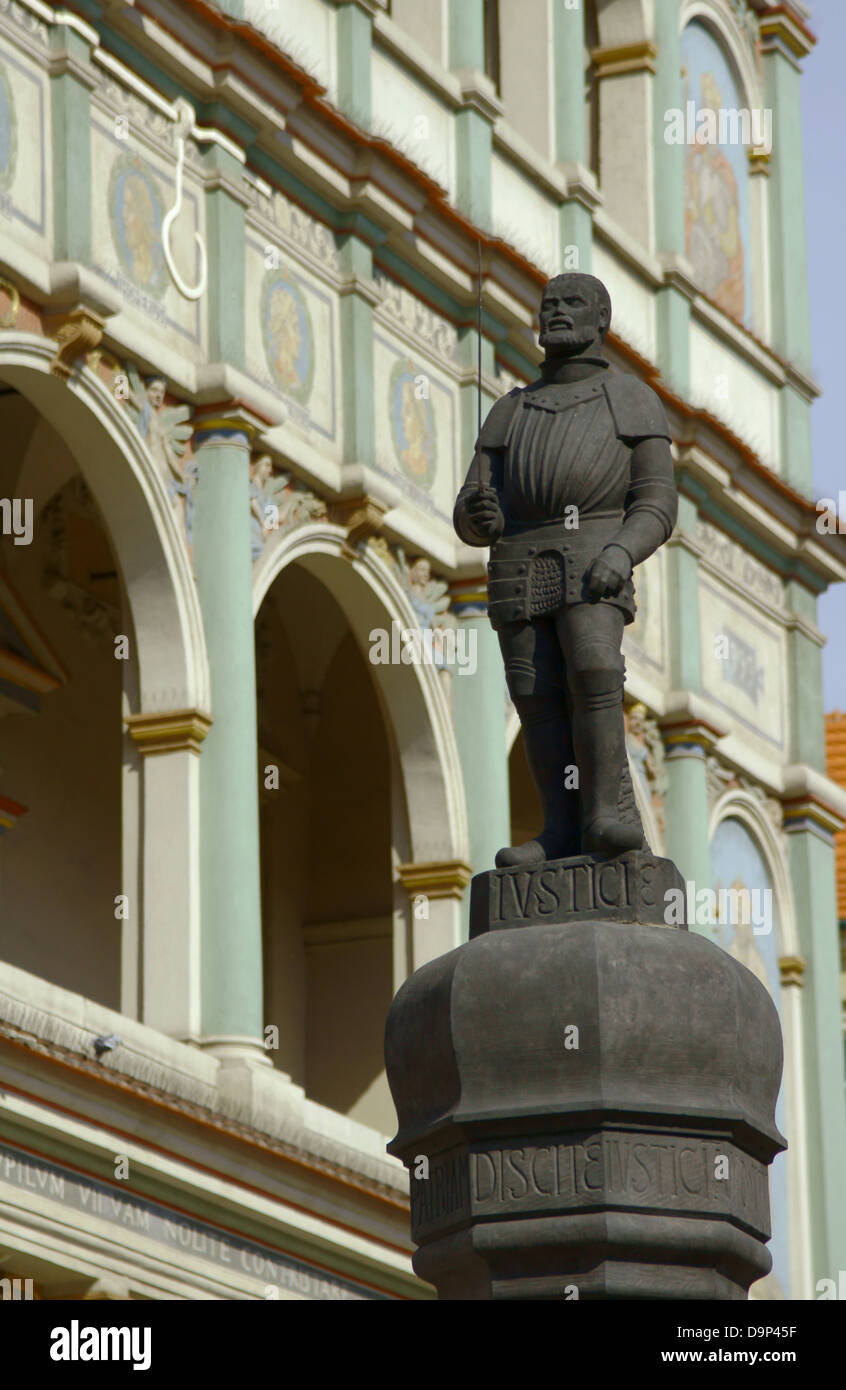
[0,0,844,1299]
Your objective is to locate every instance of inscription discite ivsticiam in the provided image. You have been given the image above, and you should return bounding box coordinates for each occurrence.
[411,1135,770,1238]
[470,851,687,936]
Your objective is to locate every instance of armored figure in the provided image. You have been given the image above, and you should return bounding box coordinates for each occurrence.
[453,273,678,867]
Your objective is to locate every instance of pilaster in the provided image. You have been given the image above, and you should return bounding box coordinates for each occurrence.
[336,1,373,127]
[760,11,815,494]
[204,144,248,370]
[338,233,376,469]
[653,0,691,396]
[554,0,599,274]
[49,15,97,264]
[448,0,496,230]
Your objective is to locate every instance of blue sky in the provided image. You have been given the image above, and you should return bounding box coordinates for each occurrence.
[802,0,846,711]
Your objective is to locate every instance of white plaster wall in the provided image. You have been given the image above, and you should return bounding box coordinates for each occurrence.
[245,0,337,95]
[371,50,454,196]
[491,152,558,274]
[689,320,781,470]
[592,240,657,361]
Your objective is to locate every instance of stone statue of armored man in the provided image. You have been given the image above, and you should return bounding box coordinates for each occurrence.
[454,272,678,868]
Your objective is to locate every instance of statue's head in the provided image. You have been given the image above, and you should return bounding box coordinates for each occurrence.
[539,273,611,357]
[251,453,273,485]
[146,376,167,408]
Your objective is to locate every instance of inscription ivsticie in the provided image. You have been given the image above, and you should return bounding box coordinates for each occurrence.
[470,852,688,935]
[494,857,646,922]
[411,1136,769,1236]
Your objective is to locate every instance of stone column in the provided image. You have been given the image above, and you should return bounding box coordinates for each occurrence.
[192,411,267,1066]
[781,579,846,1278]
[759,10,816,495]
[553,0,601,274]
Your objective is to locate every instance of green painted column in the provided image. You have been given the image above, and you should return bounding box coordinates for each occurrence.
[553,0,596,274]
[451,327,510,927]
[784,812,846,1282]
[50,18,96,263]
[191,129,264,1060]
[652,0,691,398]
[781,578,846,1279]
[336,1,373,128]
[192,415,265,1060]
[660,494,715,936]
[338,231,375,467]
[449,0,494,231]
[760,16,814,494]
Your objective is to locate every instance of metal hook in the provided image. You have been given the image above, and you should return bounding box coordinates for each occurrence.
[162,98,208,301]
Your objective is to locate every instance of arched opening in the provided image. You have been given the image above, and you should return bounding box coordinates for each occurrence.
[709,807,798,1298]
[253,529,470,1135]
[256,559,394,1132]
[0,390,123,1005]
[0,342,209,1036]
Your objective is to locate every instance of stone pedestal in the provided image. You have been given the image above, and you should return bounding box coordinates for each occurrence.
[385,859,785,1300]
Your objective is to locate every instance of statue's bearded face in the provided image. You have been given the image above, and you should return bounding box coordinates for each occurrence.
[539,280,605,355]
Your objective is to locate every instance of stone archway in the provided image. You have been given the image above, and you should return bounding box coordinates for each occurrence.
[705,795,805,1301]
[0,336,210,1036]
[254,523,470,960]
[253,524,470,1134]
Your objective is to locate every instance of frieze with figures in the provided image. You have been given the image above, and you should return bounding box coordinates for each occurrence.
[373,271,458,365]
[695,519,784,611]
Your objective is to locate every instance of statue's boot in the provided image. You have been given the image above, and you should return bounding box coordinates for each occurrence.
[496,694,580,868]
[571,669,644,856]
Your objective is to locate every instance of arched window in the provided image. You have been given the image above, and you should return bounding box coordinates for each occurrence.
[680,20,751,324]
[710,813,791,1298]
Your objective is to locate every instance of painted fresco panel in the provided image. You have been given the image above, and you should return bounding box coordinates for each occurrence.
[699,577,786,750]
[91,121,205,354]
[373,329,458,524]
[681,20,751,324]
[0,42,49,251]
[245,238,339,449]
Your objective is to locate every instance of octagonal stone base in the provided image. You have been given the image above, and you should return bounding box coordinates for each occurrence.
[385,918,785,1300]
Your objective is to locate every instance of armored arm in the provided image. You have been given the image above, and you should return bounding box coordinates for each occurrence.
[453,388,519,547]
[601,436,678,573]
[453,448,504,546]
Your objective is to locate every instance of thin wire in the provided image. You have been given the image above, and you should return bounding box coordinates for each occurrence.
[476,237,483,492]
